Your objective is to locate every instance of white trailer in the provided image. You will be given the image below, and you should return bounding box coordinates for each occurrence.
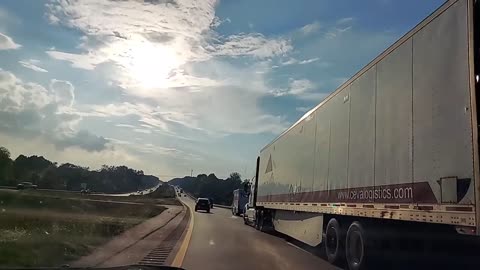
[245,0,480,269]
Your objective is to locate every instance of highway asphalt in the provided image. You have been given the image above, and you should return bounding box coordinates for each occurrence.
[179,195,338,270]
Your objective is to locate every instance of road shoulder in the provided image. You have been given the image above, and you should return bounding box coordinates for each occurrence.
[72,205,183,267]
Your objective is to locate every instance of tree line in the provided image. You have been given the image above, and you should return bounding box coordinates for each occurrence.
[0,146,159,193]
[169,172,249,205]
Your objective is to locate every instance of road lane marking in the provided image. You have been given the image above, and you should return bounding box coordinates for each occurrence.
[209,240,215,246]
[171,198,194,267]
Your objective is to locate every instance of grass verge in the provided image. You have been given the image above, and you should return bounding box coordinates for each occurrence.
[0,190,166,267]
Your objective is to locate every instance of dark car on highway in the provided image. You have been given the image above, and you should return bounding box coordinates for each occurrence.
[195,198,211,213]
[16,182,37,190]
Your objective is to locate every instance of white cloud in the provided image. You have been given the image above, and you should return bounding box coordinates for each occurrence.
[271,79,326,101]
[279,57,320,67]
[0,68,108,152]
[133,128,152,134]
[0,69,53,110]
[46,50,104,70]
[337,17,354,25]
[289,79,315,95]
[50,79,75,107]
[326,26,352,39]
[296,107,310,112]
[212,33,292,58]
[211,16,231,28]
[115,124,136,129]
[272,79,313,97]
[280,58,298,66]
[300,21,321,35]
[42,0,293,138]
[298,57,320,65]
[19,59,48,73]
[0,32,21,50]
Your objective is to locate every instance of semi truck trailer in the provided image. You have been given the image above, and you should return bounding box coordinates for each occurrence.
[244,0,480,269]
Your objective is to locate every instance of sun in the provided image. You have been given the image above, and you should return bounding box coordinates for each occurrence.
[128,42,179,89]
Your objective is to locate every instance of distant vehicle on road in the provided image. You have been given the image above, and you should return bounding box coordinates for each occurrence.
[16,182,37,190]
[232,189,248,216]
[195,198,211,213]
[80,189,91,194]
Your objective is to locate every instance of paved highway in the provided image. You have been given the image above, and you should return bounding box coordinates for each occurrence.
[178,195,338,270]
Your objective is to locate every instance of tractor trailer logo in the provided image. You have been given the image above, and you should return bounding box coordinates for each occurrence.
[337,186,413,201]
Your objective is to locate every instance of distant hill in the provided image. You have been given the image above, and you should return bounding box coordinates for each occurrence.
[168,172,246,205]
[169,176,195,186]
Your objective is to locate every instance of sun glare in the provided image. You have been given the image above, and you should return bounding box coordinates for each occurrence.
[128,43,179,89]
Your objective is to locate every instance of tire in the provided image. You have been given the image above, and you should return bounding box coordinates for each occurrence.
[345,221,369,270]
[255,210,263,231]
[258,215,265,232]
[207,209,210,213]
[325,218,345,265]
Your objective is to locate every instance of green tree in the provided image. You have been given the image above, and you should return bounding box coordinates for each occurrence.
[228,172,241,182]
[39,166,61,189]
[0,146,13,185]
[169,172,245,205]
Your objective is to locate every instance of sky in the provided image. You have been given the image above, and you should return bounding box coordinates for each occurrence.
[0,0,445,180]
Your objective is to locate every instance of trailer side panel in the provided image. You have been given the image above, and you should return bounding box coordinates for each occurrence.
[257,0,476,227]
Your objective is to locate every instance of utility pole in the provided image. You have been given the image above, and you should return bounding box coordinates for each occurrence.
[190,169,193,177]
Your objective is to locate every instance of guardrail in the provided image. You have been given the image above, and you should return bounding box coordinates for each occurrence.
[213,204,232,209]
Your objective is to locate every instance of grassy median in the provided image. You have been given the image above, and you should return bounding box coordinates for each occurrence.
[0,189,170,267]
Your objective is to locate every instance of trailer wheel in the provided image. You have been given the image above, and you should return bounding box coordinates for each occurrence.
[325,218,344,264]
[259,214,265,231]
[345,221,368,270]
[255,210,263,231]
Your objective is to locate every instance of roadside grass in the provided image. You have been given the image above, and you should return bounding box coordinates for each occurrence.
[4,184,181,206]
[0,190,167,267]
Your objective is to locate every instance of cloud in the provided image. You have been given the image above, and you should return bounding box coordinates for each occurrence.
[271,79,327,101]
[326,26,352,39]
[279,57,321,67]
[288,79,315,95]
[46,50,104,70]
[19,59,49,72]
[0,32,21,50]
[337,17,354,25]
[213,33,292,58]
[133,128,152,134]
[115,124,136,129]
[54,130,109,152]
[42,0,294,139]
[50,79,75,107]
[211,16,231,28]
[0,68,108,152]
[298,57,320,65]
[296,107,310,112]
[300,21,321,35]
